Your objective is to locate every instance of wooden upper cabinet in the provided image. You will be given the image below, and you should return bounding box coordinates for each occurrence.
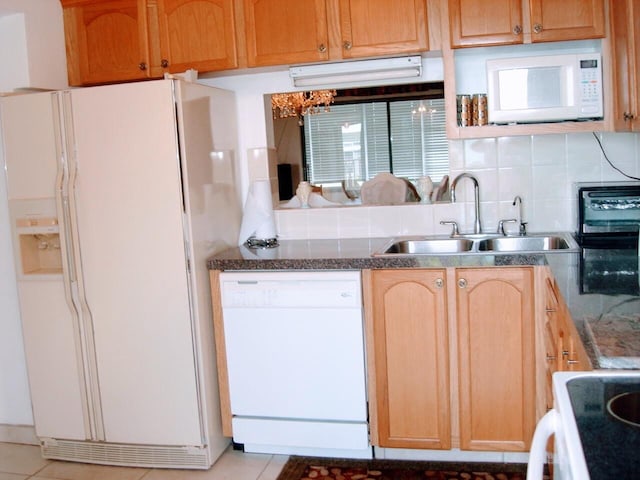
[529,0,605,42]
[243,0,428,67]
[456,267,535,452]
[609,0,640,132]
[156,0,237,74]
[62,0,152,85]
[243,0,329,67]
[449,0,523,48]
[449,0,605,48]
[338,0,428,58]
[61,0,237,85]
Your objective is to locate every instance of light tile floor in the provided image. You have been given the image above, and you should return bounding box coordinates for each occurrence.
[0,443,288,480]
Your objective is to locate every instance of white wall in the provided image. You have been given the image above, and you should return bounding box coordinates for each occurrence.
[0,0,67,92]
[0,0,67,438]
[0,13,28,91]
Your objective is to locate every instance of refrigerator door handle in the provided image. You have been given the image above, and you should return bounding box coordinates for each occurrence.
[52,92,94,441]
[54,91,106,442]
[53,93,79,294]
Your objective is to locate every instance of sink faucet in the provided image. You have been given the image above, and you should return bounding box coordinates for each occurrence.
[451,173,482,234]
[513,195,527,236]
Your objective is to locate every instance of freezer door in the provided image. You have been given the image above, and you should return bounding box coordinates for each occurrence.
[1,93,88,441]
[67,81,203,446]
[16,281,88,440]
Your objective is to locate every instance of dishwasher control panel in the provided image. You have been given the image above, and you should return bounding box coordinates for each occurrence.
[220,271,362,308]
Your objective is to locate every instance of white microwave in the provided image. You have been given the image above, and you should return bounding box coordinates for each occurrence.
[486,53,603,124]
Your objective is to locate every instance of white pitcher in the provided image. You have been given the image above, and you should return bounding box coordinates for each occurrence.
[296,181,312,208]
[416,176,433,204]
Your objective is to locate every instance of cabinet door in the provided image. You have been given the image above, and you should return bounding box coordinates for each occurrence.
[62,0,152,86]
[609,0,640,132]
[456,267,535,452]
[559,304,592,372]
[542,277,561,412]
[529,0,605,42]
[244,0,329,66]
[338,0,428,58]
[368,269,450,449]
[156,0,237,73]
[449,0,523,48]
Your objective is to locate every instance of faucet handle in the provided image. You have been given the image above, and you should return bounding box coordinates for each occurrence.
[440,220,460,237]
[497,218,517,236]
[519,221,528,236]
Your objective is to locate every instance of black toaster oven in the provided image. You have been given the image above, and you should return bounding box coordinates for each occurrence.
[576,182,640,295]
[576,182,640,246]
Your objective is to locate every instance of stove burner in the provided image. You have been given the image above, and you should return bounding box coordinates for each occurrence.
[607,391,640,427]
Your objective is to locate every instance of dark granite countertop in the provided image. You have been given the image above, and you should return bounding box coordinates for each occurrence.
[546,248,640,370]
[208,238,640,369]
[207,237,548,270]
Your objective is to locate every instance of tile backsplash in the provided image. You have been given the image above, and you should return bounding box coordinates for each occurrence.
[274,132,640,240]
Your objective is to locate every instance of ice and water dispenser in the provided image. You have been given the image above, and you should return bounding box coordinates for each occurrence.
[11,199,63,277]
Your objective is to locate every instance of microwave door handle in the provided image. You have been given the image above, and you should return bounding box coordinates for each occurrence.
[526,409,558,480]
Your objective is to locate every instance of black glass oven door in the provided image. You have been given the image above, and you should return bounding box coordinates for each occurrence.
[580,246,640,295]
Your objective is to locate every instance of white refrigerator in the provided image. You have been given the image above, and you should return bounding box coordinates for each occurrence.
[0,79,241,468]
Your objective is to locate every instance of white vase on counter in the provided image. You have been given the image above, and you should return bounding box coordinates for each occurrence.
[296,181,312,208]
[416,176,433,204]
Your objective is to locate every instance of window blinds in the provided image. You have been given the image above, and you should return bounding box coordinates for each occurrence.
[303,98,448,185]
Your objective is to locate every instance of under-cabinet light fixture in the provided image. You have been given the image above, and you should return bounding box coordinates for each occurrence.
[289,56,422,88]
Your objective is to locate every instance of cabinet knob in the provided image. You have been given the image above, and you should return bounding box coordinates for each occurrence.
[533,23,543,34]
[562,350,569,358]
[434,278,444,289]
[318,44,327,53]
[161,59,169,68]
[546,354,557,362]
[567,359,579,365]
[624,112,636,121]
[138,62,147,71]
[513,25,522,35]
[343,41,352,50]
[457,278,467,289]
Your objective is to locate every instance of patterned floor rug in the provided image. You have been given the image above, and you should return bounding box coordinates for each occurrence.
[276,456,542,480]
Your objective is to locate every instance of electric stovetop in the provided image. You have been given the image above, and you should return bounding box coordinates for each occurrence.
[567,375,640,479]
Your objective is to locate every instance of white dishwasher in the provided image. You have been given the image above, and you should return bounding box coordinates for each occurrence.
[219,270,371,459]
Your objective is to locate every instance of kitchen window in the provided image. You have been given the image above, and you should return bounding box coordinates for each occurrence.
[302,95,448,186]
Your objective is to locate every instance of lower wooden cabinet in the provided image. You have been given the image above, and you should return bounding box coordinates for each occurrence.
[537,267,591,414]
[455,267,535,452]
[365,269,451,449]
[364,266,536,452]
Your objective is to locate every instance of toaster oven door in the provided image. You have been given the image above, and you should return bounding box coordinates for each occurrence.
[580,187,640,235]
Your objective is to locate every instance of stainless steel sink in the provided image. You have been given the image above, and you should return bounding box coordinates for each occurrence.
[476,235,574,252]
[373,232,579,256]
[382,238,474,255]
